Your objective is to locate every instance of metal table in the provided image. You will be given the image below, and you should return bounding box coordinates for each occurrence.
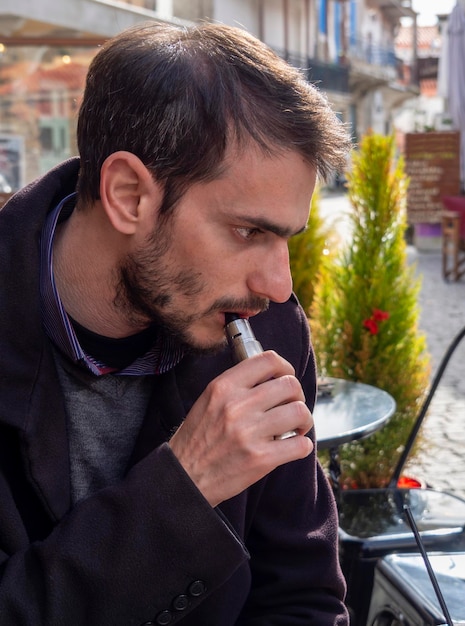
[313,377,396,490]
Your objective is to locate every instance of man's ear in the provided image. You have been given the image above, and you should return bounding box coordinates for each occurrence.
[99,151,161,235]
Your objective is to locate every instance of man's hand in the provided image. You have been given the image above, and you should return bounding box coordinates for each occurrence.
[168,351,314,507]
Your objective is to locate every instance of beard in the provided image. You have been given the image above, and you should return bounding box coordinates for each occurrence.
[113,223,268,354]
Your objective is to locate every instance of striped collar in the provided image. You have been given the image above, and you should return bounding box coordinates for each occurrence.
[40,193,184,376]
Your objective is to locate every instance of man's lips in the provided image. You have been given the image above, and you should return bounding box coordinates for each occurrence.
[224,310,263,322]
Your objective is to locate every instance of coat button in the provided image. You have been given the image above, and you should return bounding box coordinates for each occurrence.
[155,610,173,625]
[173,594,189,611]
[188,580,206,597]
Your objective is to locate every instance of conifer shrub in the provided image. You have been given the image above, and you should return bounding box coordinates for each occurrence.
[310,132,430,488]
[289,187,338,315]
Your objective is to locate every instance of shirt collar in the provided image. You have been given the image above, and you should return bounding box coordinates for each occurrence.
[40,193,184,376]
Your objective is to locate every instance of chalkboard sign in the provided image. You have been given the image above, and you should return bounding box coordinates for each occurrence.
[405,131,460,223]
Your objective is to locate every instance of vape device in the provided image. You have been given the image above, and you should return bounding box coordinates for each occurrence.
[224,313,297,440]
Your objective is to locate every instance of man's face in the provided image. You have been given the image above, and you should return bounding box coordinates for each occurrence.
[116,145,317,352]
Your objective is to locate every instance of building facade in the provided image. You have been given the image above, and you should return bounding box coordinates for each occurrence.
[0,0,418,190]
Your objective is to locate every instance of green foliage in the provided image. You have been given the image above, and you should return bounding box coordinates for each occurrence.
[310,132,431,488]
[289,187,336,315]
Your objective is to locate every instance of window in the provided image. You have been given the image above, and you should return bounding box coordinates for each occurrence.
[0,44,99,189]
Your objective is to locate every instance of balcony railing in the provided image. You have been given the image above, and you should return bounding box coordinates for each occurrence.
[304,58,350,93]
[275,49,350,93]
[348,37,397,68]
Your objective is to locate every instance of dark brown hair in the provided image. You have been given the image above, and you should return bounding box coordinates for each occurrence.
[77,21,351,211]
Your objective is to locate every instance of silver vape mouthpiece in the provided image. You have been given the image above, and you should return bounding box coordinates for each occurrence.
[224,314,264,363]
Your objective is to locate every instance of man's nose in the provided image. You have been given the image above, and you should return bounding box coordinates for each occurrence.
[248,242,293,304]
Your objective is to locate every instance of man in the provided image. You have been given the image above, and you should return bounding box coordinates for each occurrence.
[0,21,352,625]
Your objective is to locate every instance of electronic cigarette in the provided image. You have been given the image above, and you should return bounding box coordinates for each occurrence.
[224,313,264,362]
[224,313,297,439]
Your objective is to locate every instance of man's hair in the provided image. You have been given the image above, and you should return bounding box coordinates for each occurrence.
[77,21,351,212]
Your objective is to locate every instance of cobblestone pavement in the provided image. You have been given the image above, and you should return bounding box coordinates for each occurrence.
[319,191,465,500]
[405,249,465,500]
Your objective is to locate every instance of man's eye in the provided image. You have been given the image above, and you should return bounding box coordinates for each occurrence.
[235,227,263,241]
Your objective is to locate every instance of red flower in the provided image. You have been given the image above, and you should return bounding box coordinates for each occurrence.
[363,318,379,335]
[363,308,389,335]
[372,309,390,321]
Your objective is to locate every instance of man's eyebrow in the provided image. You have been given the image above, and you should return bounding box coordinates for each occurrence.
[241,216,307,238]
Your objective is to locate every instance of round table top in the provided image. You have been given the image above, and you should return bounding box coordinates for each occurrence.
[313,377,396,449]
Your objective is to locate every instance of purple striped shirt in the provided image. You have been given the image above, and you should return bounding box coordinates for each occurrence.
[40,193,184,376]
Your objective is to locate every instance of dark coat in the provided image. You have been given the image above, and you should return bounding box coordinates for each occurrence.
[0,159,348,625]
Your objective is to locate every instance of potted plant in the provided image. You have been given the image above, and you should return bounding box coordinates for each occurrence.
[309,132,431,488]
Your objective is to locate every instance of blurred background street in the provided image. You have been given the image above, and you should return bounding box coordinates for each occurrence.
[320,191,465,500]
